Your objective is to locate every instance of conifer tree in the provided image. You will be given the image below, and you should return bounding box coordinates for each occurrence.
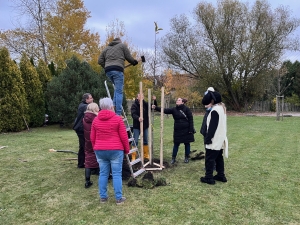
[37,59,52,118]
[20,53,45,127]
[0,47,28,132]
[46,55,107,126]
[36,59,52,92]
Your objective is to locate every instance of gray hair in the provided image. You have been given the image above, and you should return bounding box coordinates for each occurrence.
[99,97,114,110]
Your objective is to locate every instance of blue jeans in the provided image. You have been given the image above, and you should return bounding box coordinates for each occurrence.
[172,143,190,158]
[132,128,148,147]
[94,150,124,200]
[106,71,124,115]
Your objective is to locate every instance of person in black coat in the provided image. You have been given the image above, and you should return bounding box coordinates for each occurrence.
[73,93,94,168]
[131,94,157,161]
[152,98,195,164]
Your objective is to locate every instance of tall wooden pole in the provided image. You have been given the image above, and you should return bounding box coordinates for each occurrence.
[139,82,144,163]
[148,89,153,165]
[160,87,164,167]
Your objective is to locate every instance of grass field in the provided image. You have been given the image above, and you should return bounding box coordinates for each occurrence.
[0,114,299,225]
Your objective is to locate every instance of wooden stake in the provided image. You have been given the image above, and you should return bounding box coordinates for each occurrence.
[139,82,144,164]
[148,88,153,165]
[160,87,164,167]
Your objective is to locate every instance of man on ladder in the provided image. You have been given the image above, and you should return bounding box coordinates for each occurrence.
[98,37,138,116]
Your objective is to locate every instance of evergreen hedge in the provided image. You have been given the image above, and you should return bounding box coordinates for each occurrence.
[20,53,45,127]
[46,55,107,127]
[0,48,28,132]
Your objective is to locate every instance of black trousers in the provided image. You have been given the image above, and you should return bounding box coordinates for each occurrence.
[205,148,225,179]
[76,132,85,168]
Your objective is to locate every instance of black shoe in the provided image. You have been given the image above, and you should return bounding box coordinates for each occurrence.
[213,175,227,182]
[171,158,176,164]
[200,177,215,185]
[184,157,189,163]
[85,181,93,188]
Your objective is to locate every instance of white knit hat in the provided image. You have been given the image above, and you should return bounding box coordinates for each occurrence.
[207,87,215,92]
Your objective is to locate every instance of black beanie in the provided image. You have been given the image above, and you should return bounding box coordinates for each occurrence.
[202,91,222,105]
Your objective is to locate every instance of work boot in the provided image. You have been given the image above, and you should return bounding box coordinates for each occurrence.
[171,157,176,164]
[143,145,149,160]
[131,151,136,161]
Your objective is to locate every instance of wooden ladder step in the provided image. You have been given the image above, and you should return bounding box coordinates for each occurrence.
[133,168,146,178]
[128,137,134,142]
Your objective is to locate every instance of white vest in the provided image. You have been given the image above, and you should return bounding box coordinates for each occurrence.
[206,104,228,157]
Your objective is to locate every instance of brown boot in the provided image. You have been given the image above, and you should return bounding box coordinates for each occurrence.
[143,145,149,159]
[131,151,136,161]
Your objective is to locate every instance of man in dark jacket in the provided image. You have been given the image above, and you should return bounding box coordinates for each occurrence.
[98,37,138,116]
[131,94,157,161]
[73,93,93,168]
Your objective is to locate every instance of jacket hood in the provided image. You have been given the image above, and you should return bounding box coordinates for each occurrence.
[97,110,116,121]
[108,38,121,46]
[84,112,97,123]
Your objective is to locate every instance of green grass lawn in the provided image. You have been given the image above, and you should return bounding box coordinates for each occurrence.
[0,115,299,225]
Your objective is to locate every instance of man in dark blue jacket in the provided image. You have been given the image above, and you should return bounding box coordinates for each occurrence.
[73,93,93,168]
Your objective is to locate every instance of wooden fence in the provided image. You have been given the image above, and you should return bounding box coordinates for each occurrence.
[249,101,300,112]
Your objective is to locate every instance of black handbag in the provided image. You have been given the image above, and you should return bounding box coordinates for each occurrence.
[179,110,196,134]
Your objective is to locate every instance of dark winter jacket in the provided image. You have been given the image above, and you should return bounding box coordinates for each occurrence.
[83,112,99,169]
[200,109,211,137]
[98,38,137,73]
[155,104,195,144]
[73,101,88,134]
[131,99,157,130]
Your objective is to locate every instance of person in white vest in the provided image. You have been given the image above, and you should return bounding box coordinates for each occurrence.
[200,90,228,185]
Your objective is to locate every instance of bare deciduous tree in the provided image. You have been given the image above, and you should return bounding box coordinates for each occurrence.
[0,0,55,63]
[161,0,300,111]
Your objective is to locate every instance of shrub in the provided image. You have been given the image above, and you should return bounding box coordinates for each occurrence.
[46,56,107,126]
[0,48,28,132]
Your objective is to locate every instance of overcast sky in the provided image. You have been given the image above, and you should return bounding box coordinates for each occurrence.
[0,0,300,61]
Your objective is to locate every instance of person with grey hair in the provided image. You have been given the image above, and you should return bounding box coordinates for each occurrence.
[91,97,130,205]
[73,93,94,168]
[98,37,138,116]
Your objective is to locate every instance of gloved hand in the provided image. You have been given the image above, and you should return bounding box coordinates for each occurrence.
[132,60,138,66]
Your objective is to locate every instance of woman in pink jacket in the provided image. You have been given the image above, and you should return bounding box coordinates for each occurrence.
[90,97,130,205]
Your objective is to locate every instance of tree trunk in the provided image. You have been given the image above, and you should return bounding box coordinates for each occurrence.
[276,96,280,121]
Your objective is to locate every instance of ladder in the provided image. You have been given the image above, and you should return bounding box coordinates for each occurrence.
[104,80,145,178]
